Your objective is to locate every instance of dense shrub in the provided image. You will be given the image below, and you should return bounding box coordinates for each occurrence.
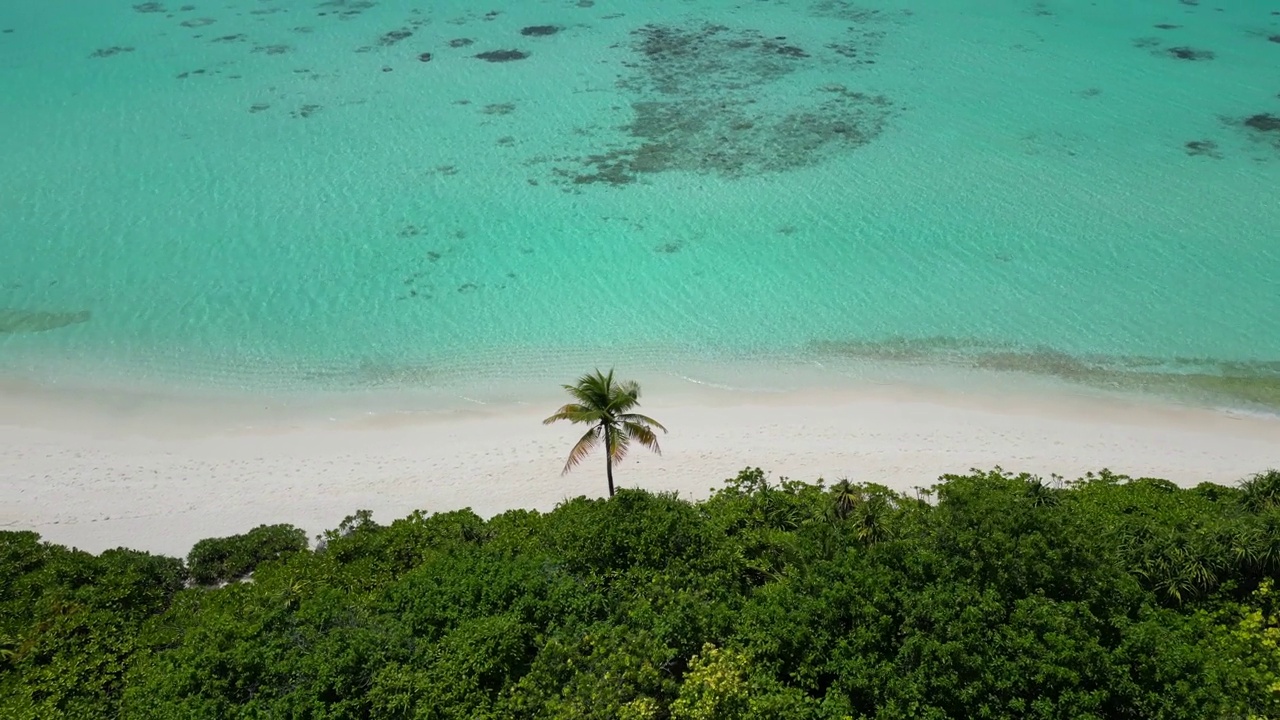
[186,523,308,585]
[0,535,185,719]
[4,468,1280,719]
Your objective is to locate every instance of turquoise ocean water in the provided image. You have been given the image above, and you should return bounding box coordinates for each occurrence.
[1,0,1278,403]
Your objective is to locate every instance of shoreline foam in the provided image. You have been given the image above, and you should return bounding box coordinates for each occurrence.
[2,363,1276,557]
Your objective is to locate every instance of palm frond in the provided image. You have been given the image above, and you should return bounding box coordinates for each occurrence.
[607,380,642,413]
[618,412,667,433]
[543,403,601,425]
[562,426,602,475]
[621,420,662,455]
[562,370,617,412]
[563,383,601,410]
[1242,469,1280,512]
[607,425,632,463]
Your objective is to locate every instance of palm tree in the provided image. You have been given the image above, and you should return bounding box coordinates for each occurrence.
[1241,469,1280,513]
[543,369,667,497]
[1025,477,1060,508]
[827,479,891,545]
[829,478,862,521]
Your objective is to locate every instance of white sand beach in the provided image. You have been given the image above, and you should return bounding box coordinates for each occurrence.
[2,371,1277,557]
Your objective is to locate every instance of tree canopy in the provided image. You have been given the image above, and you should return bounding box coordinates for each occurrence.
[2,467,1278,719]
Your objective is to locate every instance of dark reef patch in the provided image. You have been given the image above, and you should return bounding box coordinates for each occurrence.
[812,336,1280,410]
[554,22,896,188]
[654,241,683,254]
[809,0,887,22]
[521,25,562,37]
[1224,113,1280,155]
[1183,139,1221,158]
[249,103,270,113]
[180,17,216,28]
[0,309,91,334]
[817,12,891,68]
[1269,35,1280,44]
[379,28,412,46]
[252,44,291,55]
[1244,113,1280,132]
[475,49,529,62]
[90,46,135,58]
[631,24,812,94]
[448,38,474,48]
[418,52,432,62]
[482,102,516,115]
[133,2,166,12]
[291,104,322,119]
[317,0,376,20]
[212,34,245,43]
[1166,46,1214,60]
[1154,23,1180,30]
[765,39,808,58]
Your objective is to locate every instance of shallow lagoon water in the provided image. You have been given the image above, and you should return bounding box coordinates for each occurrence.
[1,0,1278,406]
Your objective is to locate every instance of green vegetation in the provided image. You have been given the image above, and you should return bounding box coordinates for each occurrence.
[3,468,1279,719]
[544,369,667,496]
[186,523,309,585]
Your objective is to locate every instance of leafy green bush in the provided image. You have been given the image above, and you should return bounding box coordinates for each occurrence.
[7,468,1280,719]
[0,533,185,719]
[186,523,307,585]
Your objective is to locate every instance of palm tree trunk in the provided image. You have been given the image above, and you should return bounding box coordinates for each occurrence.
[603,422,615,497]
